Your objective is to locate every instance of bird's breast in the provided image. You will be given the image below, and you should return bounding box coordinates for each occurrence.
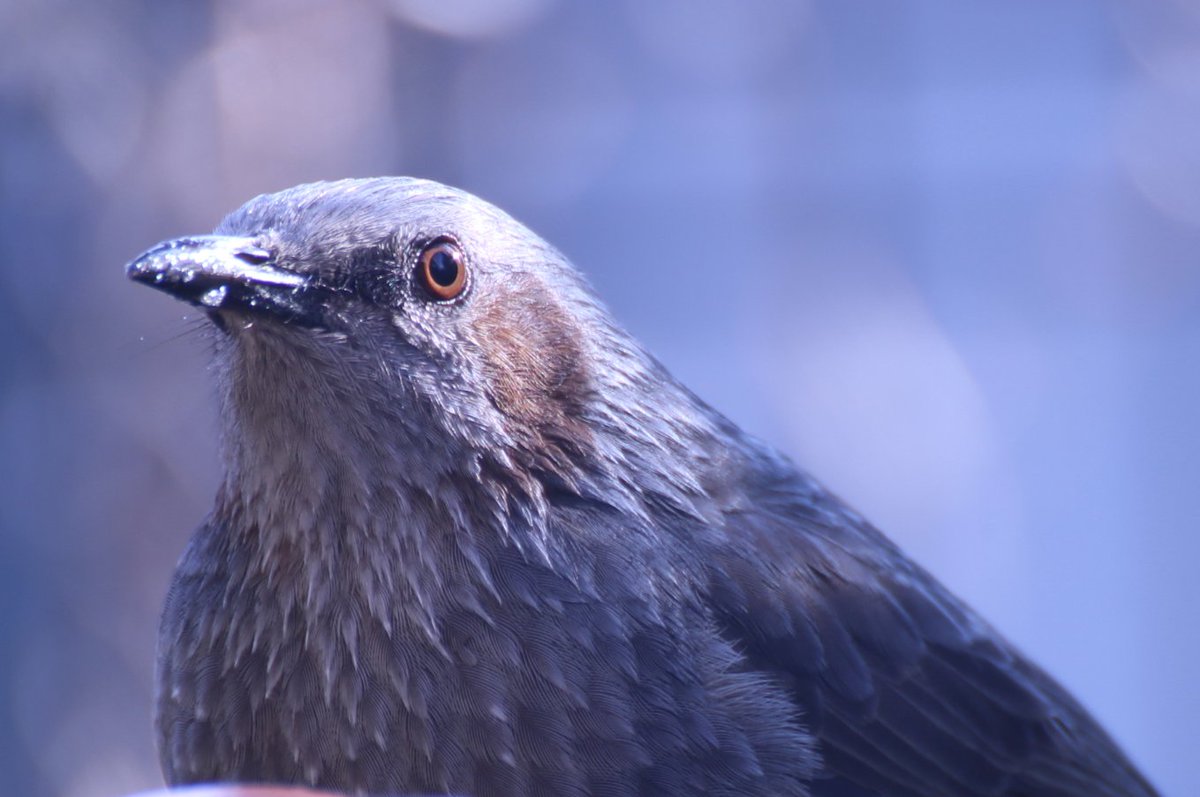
[155,519,815,796]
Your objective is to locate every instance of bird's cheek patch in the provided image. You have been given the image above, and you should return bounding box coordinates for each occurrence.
[472,288,592,452]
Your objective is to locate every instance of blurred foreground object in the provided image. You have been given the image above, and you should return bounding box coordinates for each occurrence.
[126,178,1159,796]
[129,786,342,797]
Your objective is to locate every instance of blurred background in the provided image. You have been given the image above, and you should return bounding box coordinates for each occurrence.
[1,0,1197,795]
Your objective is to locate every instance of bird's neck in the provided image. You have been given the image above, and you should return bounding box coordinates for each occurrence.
[212,333,529,644]
[210,323,745,625]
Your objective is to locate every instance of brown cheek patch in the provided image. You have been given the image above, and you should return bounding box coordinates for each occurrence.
[471,280,593,467]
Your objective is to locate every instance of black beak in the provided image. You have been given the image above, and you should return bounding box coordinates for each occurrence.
[126,235,322,326]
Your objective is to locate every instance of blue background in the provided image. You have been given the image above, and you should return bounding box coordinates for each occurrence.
[1,1,1196,795]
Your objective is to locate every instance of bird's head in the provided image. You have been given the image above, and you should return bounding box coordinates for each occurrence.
[127,178,716,527]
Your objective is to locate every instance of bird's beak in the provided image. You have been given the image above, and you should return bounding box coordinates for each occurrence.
[126,235,319,326]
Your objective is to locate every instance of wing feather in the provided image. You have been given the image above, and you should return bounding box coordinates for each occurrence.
[701,460,1158,797]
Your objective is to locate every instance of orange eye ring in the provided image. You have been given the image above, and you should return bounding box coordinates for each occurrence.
[418,239,467,300]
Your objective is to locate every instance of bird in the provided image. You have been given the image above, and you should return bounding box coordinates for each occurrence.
[126,177,1159,797]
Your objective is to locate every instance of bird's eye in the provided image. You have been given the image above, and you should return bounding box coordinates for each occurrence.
[418,239,467,300]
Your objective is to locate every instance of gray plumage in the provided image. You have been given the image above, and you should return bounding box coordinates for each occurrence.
[127,177,1158,797]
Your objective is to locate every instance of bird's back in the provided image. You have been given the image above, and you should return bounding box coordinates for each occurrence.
[698,440,1158,797]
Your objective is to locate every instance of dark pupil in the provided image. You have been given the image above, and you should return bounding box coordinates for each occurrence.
[428,249,458,287]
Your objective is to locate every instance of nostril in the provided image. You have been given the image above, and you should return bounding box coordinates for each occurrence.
[235,247,272,266]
